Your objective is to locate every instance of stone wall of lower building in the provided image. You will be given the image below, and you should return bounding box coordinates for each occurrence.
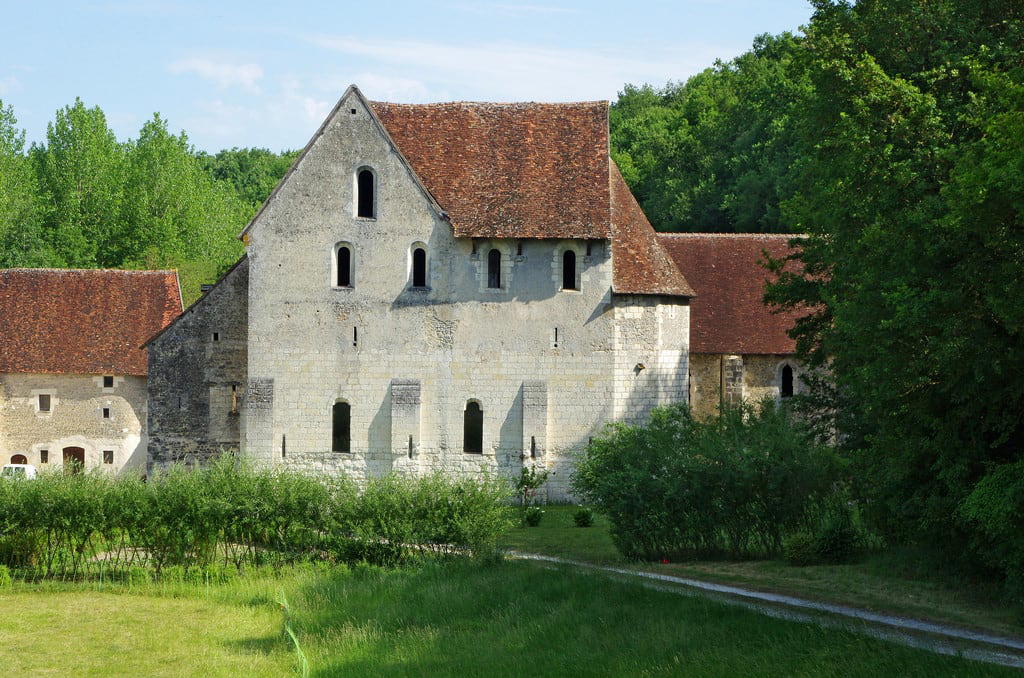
[146,259,248,470]
[688,353,805,419]
[0,372,147,474]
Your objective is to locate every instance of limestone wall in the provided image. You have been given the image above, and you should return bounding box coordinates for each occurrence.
[688,353,805,418]
[0,373,147,473]
[146,259,248,470]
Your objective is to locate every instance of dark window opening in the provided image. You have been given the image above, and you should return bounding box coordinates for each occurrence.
[38,394,51,412]
[562,250,577,290]
[231,385,238,414]
[103,376,114,388]
[586,241,593,257]
[408,435,414,459]
[516,241,523,256]
[553,327,559,348]
[40,450,49,464]
[464,401,483,454]
[333,402,351,453]
[353,327,358,347]
[530,436,536,459]
[412,247,427,288]
[102,407,110,419]
[212,332,220,342]
[781,365,794,398]
[487,249,501,288]
[103,450,114,465]
[10,454,27,465]
[282,435,286,459]
[350,108,357,114]
[357,169,375,218]
[337,246,352,287]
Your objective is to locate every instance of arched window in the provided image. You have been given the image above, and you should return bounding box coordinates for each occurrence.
[487,249,501,288]
[337,245,352,287]
[332,402,351,452]
[412,247,427,288]
[562,250,577,290]
[10,454,27,465]
[464,401,483,454]
[780,365,794,398]
[356,168,375,218]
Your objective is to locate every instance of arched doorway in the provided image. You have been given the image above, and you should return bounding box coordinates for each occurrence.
[9,454,27,465]
[62,447,85,474]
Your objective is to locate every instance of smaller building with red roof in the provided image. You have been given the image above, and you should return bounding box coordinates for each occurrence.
[0,268,182,473]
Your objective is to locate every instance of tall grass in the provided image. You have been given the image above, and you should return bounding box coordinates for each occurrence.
[0,457,513,579]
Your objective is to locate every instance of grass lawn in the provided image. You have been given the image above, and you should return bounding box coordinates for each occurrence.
[503,506,1024,640]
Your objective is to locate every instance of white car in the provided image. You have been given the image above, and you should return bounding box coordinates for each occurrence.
[1,464,37,479]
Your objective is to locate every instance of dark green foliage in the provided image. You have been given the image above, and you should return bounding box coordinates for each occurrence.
[198,147,297,209]
[811,501,863,565]
[0,564,10,588]
[573,506,594,528]
[0,458,513,579]
[572,401,841,561]
[610,33,809,232]
[782,532,818,566]
[523,506,544,527]
[960,460,1024,600]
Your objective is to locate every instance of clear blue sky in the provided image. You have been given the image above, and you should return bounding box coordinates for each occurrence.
[1,1,813,152]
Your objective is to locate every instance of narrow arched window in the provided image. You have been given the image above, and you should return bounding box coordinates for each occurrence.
[333,402,351,452]
[337,245,352,287]
[487,249,501,288]
[562,250,577,290]
[412,247,427,288]
[464,401,483,454]
[781,365,794,398]
[357,168,375,218]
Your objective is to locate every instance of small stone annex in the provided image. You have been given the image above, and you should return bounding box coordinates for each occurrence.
[140,85,805,500]
[0,268,182,473]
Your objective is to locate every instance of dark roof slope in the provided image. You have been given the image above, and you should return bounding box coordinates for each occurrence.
[657,234,804,354]
[610,163,694,297]
[0,269,182,376]
[370,100,611,240]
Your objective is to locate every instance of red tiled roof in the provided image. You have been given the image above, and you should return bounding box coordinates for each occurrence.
[0,269,182,376]
[657,234,805,354]
[371,100,612,240]
[610,162,694,297]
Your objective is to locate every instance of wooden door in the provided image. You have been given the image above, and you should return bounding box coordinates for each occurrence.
[62,447,85,474]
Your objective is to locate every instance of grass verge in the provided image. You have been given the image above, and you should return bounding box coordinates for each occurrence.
[502,506,1024,640]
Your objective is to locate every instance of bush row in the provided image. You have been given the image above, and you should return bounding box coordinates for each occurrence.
[0,457,514,578]
[572,401,843,561]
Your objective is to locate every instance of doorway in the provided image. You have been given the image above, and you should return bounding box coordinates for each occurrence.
[62,447,85,474]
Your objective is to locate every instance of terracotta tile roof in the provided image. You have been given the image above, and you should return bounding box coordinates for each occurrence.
[0,269,182,376]
[657,234,805,354]
[610,162,694,297]
[370,100,611,240]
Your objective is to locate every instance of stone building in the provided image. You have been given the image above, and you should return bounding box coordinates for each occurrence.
[146,85,694,499]
[657,233,806,419]
[0,269,182,473]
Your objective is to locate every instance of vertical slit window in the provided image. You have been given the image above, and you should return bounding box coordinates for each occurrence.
[337,246,352,287]
[487,249,501,288]
[357,169,375,218]
[781,365,794,398]
[562,250,577,290]
[412,247,427,288]
[333,402,351,452]
[464,401,483,454]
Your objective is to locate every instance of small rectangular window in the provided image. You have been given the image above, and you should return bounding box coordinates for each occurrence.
[102,407,111,419]
[103,375,114,388]
[213,332,220,342]
[38,394,51,412]
[40,450,49,464]
[103,450,114,464]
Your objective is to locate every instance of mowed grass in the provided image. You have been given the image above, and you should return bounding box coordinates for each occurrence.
[289,559,1014,677]
[503,506,1024,639]
[0,578,297,677]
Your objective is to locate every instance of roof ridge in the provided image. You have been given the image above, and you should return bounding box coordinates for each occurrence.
[1,267,179,274]
[656,232,806,238]
[371,99,609,107]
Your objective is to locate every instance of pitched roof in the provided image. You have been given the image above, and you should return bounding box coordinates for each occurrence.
[657,234,805,354]
[370,100,611,240]
[0,269,182,376]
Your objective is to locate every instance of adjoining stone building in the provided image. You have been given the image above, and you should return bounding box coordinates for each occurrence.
[0,269,182,473]
[146,85,695,499]
[657,233,806,419]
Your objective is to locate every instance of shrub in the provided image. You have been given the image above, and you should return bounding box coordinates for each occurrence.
[572,400,841,561]
[0,564,11,588]
[813,503,862,564]
[524,506,545,527]
[960,460,1024,600]
[573,507,594,528]
[783,532,818,566]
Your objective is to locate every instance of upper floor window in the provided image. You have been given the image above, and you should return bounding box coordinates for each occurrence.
[103,376,114,388]
[412,246,427,288]
[780,365,794,398]
[356,168,375,219]
[562,250,578,290]
[38,394,51,413]
[487,249,501,289]
[337,244,353,287]
[464,401,483,454]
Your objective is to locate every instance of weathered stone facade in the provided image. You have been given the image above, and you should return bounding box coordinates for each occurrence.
[0,373,147,473]
[688,353,805,419]
[146,259,248,468]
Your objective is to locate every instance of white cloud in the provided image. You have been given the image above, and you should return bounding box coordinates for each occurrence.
[168,58,264,93]
[0,76,22,96]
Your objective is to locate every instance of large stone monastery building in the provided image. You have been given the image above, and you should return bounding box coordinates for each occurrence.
[140,86,803,499]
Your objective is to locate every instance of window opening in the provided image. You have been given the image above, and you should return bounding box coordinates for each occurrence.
[464,401,483,454]
[408,435,414,459]
[781,365,794,398]
[282,435,286,459]
[333,402,351,453]
[337,246,352,287]
[487,249,501,288]
[212,332,220,342]
[412,247,427,288]
[562,250,577,290]
[38,394,51,412]
[40,450,49,464]
[357,169,375,218]
[530,436,536,459]
[103,375,114,387]
[103,450,114,465]
[102,407,110,419]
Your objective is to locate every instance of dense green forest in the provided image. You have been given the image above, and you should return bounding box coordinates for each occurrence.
[1,0,1022,597]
